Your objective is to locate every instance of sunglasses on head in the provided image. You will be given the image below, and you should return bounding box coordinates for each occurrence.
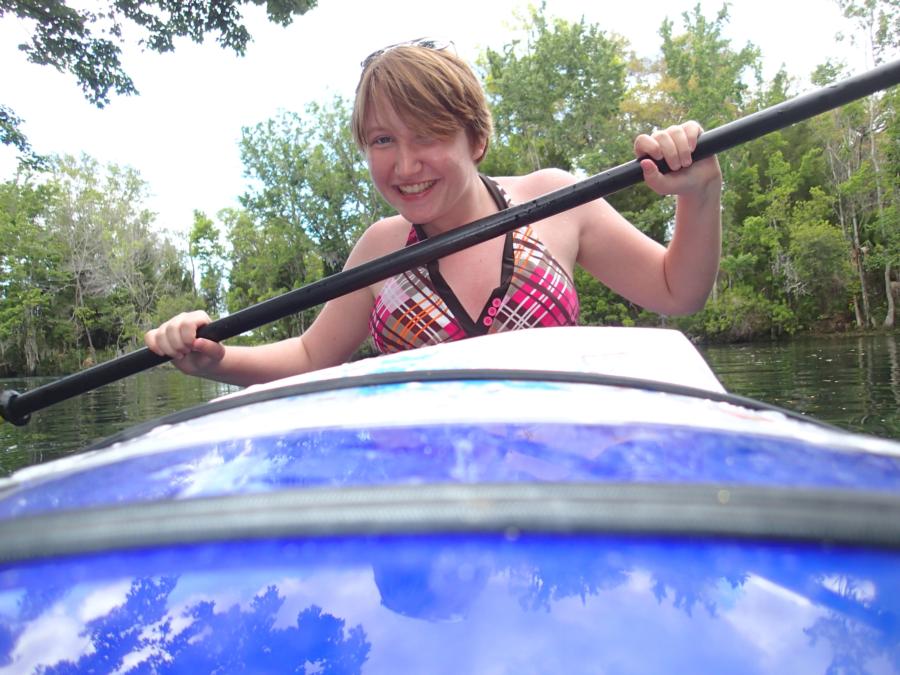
[360,38,455,70]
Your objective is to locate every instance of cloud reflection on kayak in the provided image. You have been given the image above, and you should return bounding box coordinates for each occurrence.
[1,535,896,674]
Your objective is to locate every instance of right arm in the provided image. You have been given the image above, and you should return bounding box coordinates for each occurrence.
[144,221,397,386]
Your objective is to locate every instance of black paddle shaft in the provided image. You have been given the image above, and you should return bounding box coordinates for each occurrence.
[3,58,899,426]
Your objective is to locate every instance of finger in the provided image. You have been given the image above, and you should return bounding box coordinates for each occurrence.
[683,120,703,148]
[178,318,199,353]
[158,318,190,358]
[666,125,694,169]
[144,329,161,355]
[639,157,661,180]
[633,133,661,160]
[653,127,685,171]
[161,323,191,359]
[152,328,174,358]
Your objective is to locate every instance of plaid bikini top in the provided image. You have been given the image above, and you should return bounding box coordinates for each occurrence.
[370,174,579,354]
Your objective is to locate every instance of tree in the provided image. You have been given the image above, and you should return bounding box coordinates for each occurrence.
[835,0,899,327]
[0,105,43,169]
[0,175,70,374]
[240,97,386,277]
[879,85,900,323]
[32,577,371,673]
[229,97,389,344]
[189,210,225,316]
[787,208,857,322]
[658,4,761,130]
[0,0,318,163]
[44,154,175,354]
[812,64,873,327]
[220,206,321,342]
[0,156,194,375]
[480,3,630,176]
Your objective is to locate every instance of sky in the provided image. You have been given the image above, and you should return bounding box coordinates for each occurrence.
[0,0,869,241]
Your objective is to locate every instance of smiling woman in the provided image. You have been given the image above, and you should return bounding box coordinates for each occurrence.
[142,38,723,386]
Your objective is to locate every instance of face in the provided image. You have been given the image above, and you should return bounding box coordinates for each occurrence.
[363,100,488,229]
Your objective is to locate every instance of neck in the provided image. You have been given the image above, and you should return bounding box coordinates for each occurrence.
[423,172,498,236]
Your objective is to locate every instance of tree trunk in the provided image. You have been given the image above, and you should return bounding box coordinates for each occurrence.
[24,307,38,375]
[852,295,864,327]
[866,96,893,329]
[886,264,897,328]
[850,214,873,328]
[73,278,97,361]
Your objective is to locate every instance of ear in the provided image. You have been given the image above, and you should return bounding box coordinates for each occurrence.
[470,134,488,162]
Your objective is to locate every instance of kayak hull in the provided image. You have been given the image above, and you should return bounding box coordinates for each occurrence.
[1,328,898,673]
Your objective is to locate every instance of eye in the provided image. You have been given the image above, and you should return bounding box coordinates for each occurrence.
[370,135,393,146]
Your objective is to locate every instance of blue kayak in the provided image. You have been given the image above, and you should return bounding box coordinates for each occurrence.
[0,327,898,674]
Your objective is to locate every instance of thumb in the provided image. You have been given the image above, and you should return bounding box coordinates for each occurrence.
[640,157,661,179]
[640,158,668,193]
[192,338,226,362]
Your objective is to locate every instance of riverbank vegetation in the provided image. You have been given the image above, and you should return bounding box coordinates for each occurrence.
[1,1,897,376]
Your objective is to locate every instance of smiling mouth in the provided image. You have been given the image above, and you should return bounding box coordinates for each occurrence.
[397,180,436,195]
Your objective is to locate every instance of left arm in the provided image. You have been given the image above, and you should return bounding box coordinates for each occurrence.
[575,121,722,315]
[636,121,722,313]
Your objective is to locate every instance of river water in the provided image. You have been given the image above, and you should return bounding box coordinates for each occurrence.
[1,333,898,477]
[699,333,900,439]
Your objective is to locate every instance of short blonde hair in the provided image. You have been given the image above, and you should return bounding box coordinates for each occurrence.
[352,44,493,162]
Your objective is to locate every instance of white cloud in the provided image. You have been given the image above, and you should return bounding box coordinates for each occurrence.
[0,601,93,675]
[78,579,133,622]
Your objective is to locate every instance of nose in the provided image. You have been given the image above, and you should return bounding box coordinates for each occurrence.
[395,143,421,177]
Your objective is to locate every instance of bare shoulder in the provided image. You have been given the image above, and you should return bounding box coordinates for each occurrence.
[349,215,412,266]
[493,168,578,202]
[491,169,584,270]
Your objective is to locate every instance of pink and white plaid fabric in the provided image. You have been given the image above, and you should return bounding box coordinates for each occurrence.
[370,213,579,354]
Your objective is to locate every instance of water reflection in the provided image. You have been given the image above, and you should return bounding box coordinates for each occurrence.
[701,334,900,440]
[1,537,897,673]
[0,371,237,476]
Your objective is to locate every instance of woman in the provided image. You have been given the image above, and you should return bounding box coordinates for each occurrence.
[145,39,722,386]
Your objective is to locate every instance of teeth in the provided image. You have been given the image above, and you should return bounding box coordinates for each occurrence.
[398,181,435,195]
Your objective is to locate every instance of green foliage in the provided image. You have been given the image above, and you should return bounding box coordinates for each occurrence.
[220,206,322,341]
[479,4,630,175]
[189,210,225,316]
[2,0,316,104]
[225,97,393,345]
[0,179,69,373]
[573,267,635,327]
[658,4,761,128]
[0,158,193,375]
[0,105,44,169]
[239,97,388,276]
[787,220,856,319]
[676,285,798,342]
[837,0,899,63]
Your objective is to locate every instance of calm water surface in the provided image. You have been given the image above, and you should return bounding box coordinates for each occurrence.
[0,371,238,477]
[2,333,898,477]
[699,333,900,439]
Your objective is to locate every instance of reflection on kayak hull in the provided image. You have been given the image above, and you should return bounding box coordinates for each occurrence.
[2,534,897,674]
